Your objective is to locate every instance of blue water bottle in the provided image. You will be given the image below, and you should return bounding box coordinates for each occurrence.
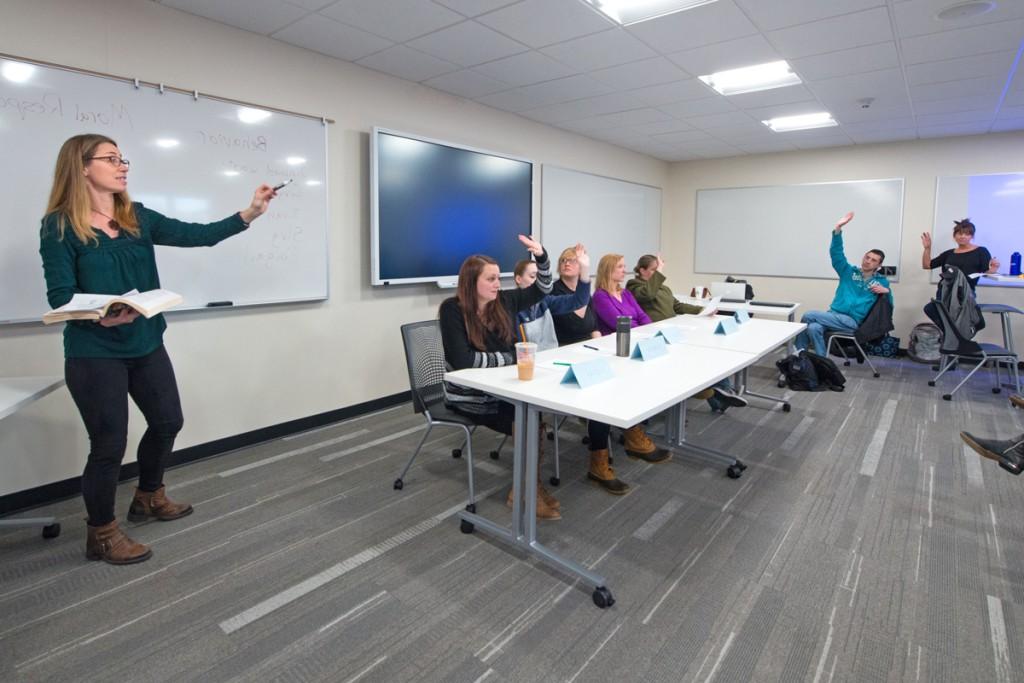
[1010,252,1022,276]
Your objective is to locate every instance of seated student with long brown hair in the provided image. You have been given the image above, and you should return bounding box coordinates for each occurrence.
[440,235,566,519]
[627,253,747,413]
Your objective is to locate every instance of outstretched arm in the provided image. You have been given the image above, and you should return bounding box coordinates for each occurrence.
[830,212,854,274]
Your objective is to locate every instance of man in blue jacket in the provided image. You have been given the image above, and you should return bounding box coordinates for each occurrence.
[795,211,893,355]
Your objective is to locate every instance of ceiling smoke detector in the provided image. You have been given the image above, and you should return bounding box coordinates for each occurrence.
[936,1,997,21]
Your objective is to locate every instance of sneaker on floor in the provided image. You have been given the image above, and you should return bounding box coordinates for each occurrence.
[1011,394,1023,409]
[960,432,1024,475]
[712,386,748,409]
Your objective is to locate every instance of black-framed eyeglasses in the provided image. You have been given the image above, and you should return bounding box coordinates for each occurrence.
[86,155,130,167]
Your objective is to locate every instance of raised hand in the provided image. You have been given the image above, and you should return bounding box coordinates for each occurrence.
[574,243,590,271]
[835,211,854,230]
[921,232,932,249]
[656,252,666,271]
[989,257,1000,274]
[517,233,544,257]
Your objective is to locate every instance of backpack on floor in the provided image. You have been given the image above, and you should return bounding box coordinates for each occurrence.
[864,334,900,358]
[907,323,942,364]
[777,353,821,391]
[805,351,846,391]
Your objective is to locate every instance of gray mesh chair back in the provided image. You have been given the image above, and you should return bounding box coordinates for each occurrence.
[930,300,1019,399]
[394,320,478,511]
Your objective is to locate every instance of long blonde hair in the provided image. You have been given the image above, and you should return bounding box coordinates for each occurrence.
[595,253,624,295]
[45,134,139,244]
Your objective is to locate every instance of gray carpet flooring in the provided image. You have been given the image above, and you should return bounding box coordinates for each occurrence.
[2,357,1023,683]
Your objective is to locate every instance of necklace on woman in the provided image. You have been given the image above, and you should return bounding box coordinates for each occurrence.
[92,208,119,231]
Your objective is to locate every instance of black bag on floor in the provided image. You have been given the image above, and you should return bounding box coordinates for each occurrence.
[805,351,846,391]
[777,351,846,392]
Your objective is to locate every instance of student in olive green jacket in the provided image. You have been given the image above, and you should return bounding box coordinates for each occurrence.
[626,254,746,413]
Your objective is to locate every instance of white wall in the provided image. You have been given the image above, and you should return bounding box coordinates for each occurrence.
[664,133,1024,348]
[0,0,668,497]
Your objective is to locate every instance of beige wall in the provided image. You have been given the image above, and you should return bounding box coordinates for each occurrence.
[0,0,667,496]
[664,133,1024,347]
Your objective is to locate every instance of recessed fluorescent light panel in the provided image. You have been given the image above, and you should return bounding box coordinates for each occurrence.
[582,0,718,26]
[762,112,837,132]
[699,60,801,96]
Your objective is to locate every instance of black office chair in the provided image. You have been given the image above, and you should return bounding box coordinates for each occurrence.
[394,320,483,511]
[825,332,880,378]
[928,299,1020,400]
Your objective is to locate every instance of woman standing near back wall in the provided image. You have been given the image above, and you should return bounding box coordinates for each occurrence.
[40,133,276,565]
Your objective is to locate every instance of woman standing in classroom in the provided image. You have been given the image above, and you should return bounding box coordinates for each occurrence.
[39,133,276,564]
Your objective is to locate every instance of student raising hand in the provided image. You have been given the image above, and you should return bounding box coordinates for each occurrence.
[835,211,854,232]
[518,233,544,256]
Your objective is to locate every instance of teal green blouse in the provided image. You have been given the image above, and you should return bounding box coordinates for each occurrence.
[39,203,248,359]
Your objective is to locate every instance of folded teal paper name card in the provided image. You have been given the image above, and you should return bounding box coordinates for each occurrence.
[630,336,669,360]
[715,317,740,335]
[654,327,686,344]
[560,357,614,388]
[733,309,750,324]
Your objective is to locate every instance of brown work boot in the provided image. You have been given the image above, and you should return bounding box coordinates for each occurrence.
[624,426,671,463]
[1011,394,1023,409]
[587,449,630,495]
[506,486,561,520]
[85,520,152,564]
[127,486,193,523]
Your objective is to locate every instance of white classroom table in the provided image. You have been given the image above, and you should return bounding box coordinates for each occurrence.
[676,296,800,322]
[444,316,805,608]
[0,376,65,539]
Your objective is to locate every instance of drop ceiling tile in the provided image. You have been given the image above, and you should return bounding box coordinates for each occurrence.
[1004,90,1024,107]
[431,0,522,17]
[893,0,1024,39]
[583,107,674,128]
[744,101,831,121]
[625,0,759,54]
[790,42,900,81]
[272,13,393,61]
[832,103,914,122]
[475,87,541,111]
[659,96,737,118]
[989,118,1024,132]
[282,0,335,10]
[472,51,577,86]
[841,117,917,132]
[650,129,716,144]
[519,92,642,123]
[626,79,715,106]
[685,110,760,130]
[590,57,689,90]
[161,0,308,35]
[905,50,1017,86]
[319,0,463,42]
[627,119,694,136]
[666,33,781,76]
[476,73,611,110]
[423,68,511,98]
[475,0,612,49]
[995,105,1024,120]
[900,19,1024,64]
[675,139,744,157]
[917,121,990,137]
[847,129,917,144]
[540,28,656,72]
[807,68,909,108]
[790,134,855,149]
[767,8,893,59]
[733,139,800,153]
[916,109,995,127]
[356,44,460,82]
[728,85,817,110]
[734,0,884,32]
[913,95,998,115]
[406,20,527,67]
[910,76,1004,102]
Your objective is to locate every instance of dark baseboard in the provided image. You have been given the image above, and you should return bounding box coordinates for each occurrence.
[0,391,411,517]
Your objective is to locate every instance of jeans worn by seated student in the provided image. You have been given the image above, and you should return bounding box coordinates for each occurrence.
[795,228,893,355]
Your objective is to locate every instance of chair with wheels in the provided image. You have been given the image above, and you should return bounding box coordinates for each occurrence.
[394,320,481,511]
[928,299,1020,400]
[825,332,880,378]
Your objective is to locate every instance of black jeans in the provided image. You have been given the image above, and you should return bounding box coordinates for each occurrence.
[65,346,184,526]
[460,400,611,452]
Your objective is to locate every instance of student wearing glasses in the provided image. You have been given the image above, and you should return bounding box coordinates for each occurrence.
[39,134,277,565]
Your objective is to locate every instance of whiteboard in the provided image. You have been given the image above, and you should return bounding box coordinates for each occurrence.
[541,166,661,267]
[695,179,904,280]
[0,56,328,324]
[933,173,1024,288]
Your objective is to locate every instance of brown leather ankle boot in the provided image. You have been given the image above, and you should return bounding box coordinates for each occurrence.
[624,426,671,463]
[127,486,193,523]
[506,486,561,520]
[86,520,152,564]
[587,449,630,495]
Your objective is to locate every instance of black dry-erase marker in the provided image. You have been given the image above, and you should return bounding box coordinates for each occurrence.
[272,179,293,191]
[207,301,233,307]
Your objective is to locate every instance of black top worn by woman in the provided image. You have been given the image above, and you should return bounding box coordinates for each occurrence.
[929,247,991,295]
[549,278,598,345]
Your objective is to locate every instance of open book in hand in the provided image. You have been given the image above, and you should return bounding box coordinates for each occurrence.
[42,289,183,324]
